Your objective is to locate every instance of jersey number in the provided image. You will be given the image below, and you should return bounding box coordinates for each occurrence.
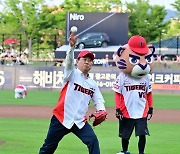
[138,92,146,98]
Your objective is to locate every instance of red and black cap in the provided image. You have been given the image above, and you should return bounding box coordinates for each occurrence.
[77,50,95,60]
[128,35,149,55]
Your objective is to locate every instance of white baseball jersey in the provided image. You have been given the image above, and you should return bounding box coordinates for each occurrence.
[53,47,105,129]
[112,72,152,119]
[15,84,27,98]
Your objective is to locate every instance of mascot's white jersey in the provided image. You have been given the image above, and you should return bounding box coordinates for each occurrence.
[53,47,105,129]
[112,72,152,119]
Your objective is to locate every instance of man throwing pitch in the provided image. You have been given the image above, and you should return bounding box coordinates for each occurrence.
[39,31,107,154]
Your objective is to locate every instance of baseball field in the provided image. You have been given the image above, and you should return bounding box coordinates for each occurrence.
[0,90,180,154]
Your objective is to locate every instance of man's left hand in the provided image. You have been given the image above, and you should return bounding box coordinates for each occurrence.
[89,110,108,126]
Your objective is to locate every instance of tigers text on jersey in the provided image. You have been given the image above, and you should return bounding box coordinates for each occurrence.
[112,72,152,119]
[53,48,105,129]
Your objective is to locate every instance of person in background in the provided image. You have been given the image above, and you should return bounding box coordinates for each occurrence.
[112,51,117,66]
[16,53,28,65]
[39,30,107,154]
[0,50,6,65]
[53,60,62,66]
[102,54,109,67]
[14,84,27,99]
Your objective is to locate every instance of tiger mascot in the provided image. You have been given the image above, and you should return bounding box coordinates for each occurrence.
[112,35,155,154]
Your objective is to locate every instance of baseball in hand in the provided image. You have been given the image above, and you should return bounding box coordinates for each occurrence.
[70,26,78,33]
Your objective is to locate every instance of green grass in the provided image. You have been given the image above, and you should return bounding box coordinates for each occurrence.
[153,93,180,109]
[0,118,179,154]
[0,90,180,109]
[0,90,180,153]
[0,90,59,106]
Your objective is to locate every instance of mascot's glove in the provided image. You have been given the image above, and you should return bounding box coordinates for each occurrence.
[147,107,153,120]
[116,108,123,120]
[89,110,108,126]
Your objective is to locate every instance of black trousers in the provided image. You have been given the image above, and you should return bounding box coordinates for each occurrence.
[39,115,100,154]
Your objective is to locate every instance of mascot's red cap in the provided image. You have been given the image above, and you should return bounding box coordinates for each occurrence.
[77,50,94,60]
[128,35,148,55]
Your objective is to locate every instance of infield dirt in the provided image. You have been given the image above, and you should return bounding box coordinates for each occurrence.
[0,106,179,123]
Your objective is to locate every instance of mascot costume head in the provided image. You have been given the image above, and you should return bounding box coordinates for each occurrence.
[115,35,155,78]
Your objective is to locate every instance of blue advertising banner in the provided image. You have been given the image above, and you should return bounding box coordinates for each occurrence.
[0,66,180,91]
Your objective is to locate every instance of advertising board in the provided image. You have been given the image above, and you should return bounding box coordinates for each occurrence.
[66,12,128,45]
[0,66,180,92]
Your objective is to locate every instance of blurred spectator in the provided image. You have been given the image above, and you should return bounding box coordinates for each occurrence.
[102,54,109,67]
[112,51,117,66]
[0,50,6,65]
[5,47,11,57]
[2,47,17,65]
[53,60,62,66]
[112,51,117,61]
[157,55,161,63]
[16,53,28,65]
[11,47,15,56]
[176,55,180,63]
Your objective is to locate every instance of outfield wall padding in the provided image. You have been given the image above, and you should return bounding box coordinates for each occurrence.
[0,66,179,93]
